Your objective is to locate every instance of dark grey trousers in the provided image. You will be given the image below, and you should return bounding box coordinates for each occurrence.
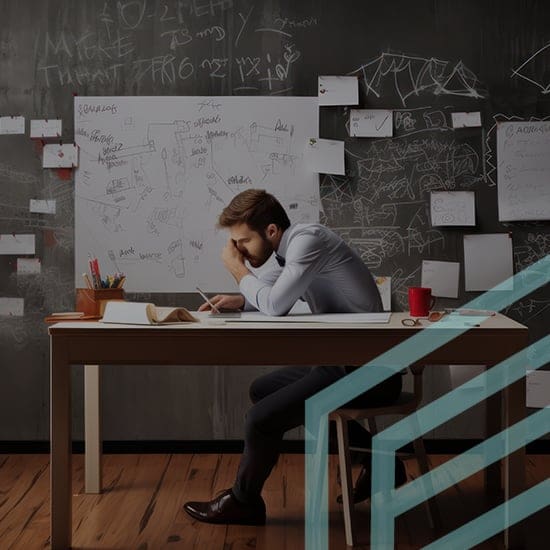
[232,365,402,503]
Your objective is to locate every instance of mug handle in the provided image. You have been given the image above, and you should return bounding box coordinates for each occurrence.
[430,296,437,310]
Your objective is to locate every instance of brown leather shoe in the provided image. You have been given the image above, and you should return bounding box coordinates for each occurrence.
[183,489,266,525]
[337,458,407,504]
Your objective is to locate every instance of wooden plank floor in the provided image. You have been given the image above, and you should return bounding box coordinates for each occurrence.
[0,453,548,549]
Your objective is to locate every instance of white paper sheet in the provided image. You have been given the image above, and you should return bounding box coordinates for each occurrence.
[349,109,393,137]
[0,234,35,255]
[30,199,56,214]
[225,312,391,323]
[451,112,482,128]
[43,143,79,168]
[17,258,41,274]
[304,138,345,175]
[464,233,513,291]
[526,370,550,408]
[497,121,550,221]
[30,119,62,138]
[0,116,25,134]
[421,260,460,298]
[0,298,24,316]
[431,191,475,226]
[374,276,391,311]
[318,76,358,106]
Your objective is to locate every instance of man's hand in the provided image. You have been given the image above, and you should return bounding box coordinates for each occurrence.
[222,239,250,283]
[198,294,245,312]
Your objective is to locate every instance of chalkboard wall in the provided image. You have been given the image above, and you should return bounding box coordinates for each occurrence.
[0,0,548,443]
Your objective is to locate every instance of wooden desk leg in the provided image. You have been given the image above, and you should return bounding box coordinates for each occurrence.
[485,387,502,498]
[84,365,102,494]
[503,377,527,549]
[50,339,72,550]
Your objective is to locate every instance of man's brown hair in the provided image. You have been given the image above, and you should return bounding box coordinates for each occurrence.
[218,189,291,233]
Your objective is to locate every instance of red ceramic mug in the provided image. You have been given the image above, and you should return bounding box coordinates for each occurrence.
[408,287,436,317]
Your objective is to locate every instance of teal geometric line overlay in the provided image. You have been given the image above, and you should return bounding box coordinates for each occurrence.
[390,407,549,518]
[371,405,549,548]
[422,480,550,550]
[304,254,549,550]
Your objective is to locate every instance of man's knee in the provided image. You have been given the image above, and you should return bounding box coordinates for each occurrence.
[249,378,264,404]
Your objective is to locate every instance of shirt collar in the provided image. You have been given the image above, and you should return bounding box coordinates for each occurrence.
[275,225,292,260]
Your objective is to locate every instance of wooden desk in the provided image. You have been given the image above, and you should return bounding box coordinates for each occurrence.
[49,313,528,549]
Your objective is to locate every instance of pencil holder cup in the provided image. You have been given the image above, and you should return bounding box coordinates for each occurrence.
[76,288,125,317]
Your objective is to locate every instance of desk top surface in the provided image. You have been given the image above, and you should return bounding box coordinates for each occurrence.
[49,311,527,333]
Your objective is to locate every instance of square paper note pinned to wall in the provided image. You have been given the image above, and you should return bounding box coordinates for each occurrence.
[421,260,460,298]
[318,76,358,106]
[43,144,79,168]
[431,191,475,226]
[304,138,345,175]
[464,233,513,291]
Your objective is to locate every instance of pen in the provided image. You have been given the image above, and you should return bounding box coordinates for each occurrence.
[196,286,221,314]
[82,273,93,289]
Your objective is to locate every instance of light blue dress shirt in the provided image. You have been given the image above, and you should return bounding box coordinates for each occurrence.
[239,223,382,316]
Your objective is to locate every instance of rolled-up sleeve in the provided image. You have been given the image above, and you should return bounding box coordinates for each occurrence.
[239,234,328,316]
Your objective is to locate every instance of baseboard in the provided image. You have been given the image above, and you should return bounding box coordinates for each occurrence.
[1,439,549,454]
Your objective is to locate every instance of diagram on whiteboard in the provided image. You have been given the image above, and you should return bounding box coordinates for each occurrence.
[75,96,319,292]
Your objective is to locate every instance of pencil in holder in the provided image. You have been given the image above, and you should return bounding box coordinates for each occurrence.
[76,288,125,317]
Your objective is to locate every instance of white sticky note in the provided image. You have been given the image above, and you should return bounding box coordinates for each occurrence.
[0,116,25,134]
[43,143,79,168]
[374,276,391,311]
[17,258,41,275]
[526,370,550,408]
[304,138,345,175]
[350,109,393,137]
[464,234,513,291]
[0,234,35,255]
[0,298,24,316]
[431,191,476,226]
[451,112,482,128]
[318,76,358,106]
[421,260,460,298]
[30,119,62,138]
[30,199,56,214]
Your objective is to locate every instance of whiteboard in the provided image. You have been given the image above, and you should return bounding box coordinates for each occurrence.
[497,121,550,221]
[74,96,319,292]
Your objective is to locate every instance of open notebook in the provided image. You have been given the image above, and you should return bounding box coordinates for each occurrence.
[101,301,198,325]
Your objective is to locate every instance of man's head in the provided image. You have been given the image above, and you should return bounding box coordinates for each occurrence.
[218,189,290,268]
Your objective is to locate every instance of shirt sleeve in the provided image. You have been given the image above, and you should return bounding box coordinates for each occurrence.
[241,263,283,311]
[239,233,329,316]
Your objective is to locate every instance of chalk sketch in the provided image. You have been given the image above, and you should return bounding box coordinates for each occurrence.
[74,96,319,292]
[348,53,485,107]
[497,121,550,221]
[511,42,550,94]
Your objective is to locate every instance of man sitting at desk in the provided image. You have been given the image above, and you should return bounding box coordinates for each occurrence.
[183,189,406,525]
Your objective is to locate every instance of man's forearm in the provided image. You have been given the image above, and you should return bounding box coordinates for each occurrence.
[229,263,251,284]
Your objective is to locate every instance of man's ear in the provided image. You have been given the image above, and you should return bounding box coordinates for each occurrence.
[265,223,279,240]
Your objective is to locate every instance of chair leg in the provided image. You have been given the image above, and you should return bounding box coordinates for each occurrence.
[367,417,378,435]
[412,437,442,533]
[335,416,356,546]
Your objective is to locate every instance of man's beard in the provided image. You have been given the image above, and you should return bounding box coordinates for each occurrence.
[246,234,273,268]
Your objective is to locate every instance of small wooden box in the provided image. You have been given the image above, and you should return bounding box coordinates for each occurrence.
[76,288,125,317]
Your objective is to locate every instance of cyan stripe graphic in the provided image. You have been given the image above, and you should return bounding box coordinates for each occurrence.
[305,254,549,549]
[423,480,550,550]
[371,404,549,547]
